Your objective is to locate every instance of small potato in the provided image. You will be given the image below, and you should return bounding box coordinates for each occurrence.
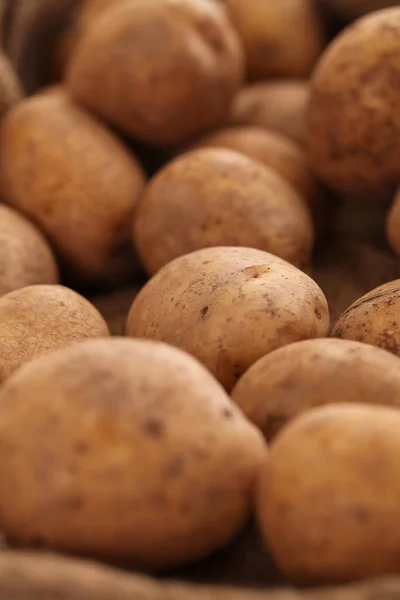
[307,8,400,199]
[189,126,322,220]
[127,246,330,391]
[232,338,400,441]
[0,88,146,286]
[133,148,314,274]
[230,80,310,145]
[332,280,400,355]
[0,284,109,383]
[225,0,324,81]
[257,403,400,584]
[0,205,59,296]
[0,337,266,567]
[324,0,400,19]
[67,0,244,146]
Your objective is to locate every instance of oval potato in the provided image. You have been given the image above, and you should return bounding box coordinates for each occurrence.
[0,337,266,567]
[133,148,314,274]
[126,246,330,391]
[232,338,400,441]
[0,284,109,382]
[257,403,400,583]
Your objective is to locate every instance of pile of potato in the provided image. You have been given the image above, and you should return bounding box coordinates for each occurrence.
[1,0,400,591]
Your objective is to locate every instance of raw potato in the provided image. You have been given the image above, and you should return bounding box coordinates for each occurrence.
[0,284,109,383]
[0,337,266,567]
[67,0,244,146]
[386,186,400,259]
[230,80,310,145]
[332,279,400,355]
[0,87,146,286]
[0,205,59,296]
[133,148,315,274]
[231,338,400,441]
[257,403,400,584]
[307,8,400,199]
[190,126,322,218]
[225,0,324,80]
[0,52,23,121]
[126,246,330,391]
[324,0,400,19]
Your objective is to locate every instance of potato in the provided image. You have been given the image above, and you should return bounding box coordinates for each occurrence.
[230,80,310,145]
[126,246,330,391]
[386,186,400,259]
[0,337,266,567]
[225,0,324,80]
[133,148,314,274]
[0,52,22,121]
[324,0,400,19]
[0,87,146,286]
[307,8,400,199]
[0,205,59,296]
[67,0,244,146]
[0,284,109,383]
[232,338,400,441]
[257,403,400,583]
[331,279,400,355]
[189,126,322,220]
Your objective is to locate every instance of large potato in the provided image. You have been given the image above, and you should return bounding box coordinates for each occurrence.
[0,337,266,568]
[0,284,109,383]
[225,0,324,80]
[67,0,244,146]
[232,338,400,441]
[0,88,146,285]
[189,126,323,222]
[257,403,400,583]
[133,148,314,274]
[332,280,400,355]
[324,0,400,19]
[307,9,400,199]
[0,204,58,295]
[126,247,330,391]
[230,80,310,145]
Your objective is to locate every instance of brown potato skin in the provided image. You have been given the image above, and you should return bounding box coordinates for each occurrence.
[189,126,322,218]
[0,88,146,286]
[230,80,310,145]
[0,284,109,383]
[232,338,400,441]
[331,279,400,355]
[133,148,314,274]
[126,247,330,392]
[307,9,400,199]
[0,205,59,296]
[257,403,400,584]
[225,0,324,81]
[0,337,266,568]
[67,0,244,147]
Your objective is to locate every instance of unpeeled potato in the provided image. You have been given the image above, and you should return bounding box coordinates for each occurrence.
[307,8,400,199]
[127,246,330,391]
[230,80,310,145]
[0,204,58,296]
[257,403,400,583]
[231,338,400,441]
[0,337,266,568]
[189,126,323,222]
[225,0,325,80]
[67,0,244,146]
[0,87,146,285]
[332,279,400,356]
